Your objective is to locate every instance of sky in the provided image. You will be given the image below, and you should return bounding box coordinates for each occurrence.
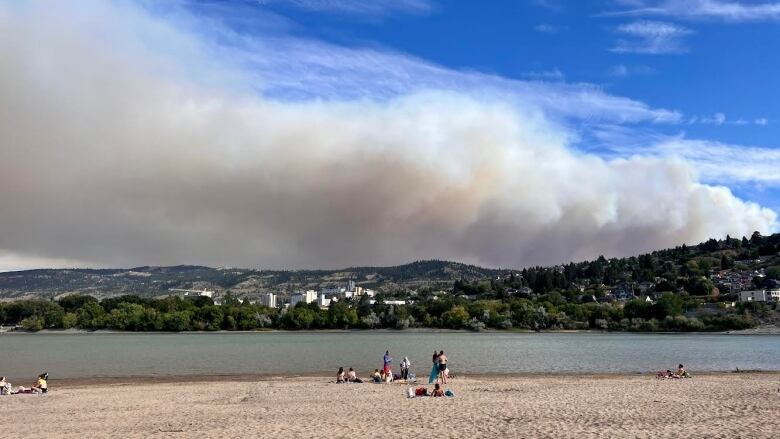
[1,0,779,271]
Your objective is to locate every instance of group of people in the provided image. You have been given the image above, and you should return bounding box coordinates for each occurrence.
[657,364,692,379]
[428,350,450,384]
[336,367,362,383]
[0,373,48,395]
[335,349,451,386]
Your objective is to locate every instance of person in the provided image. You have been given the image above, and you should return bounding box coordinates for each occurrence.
[383,350,392,376]
[0,376,10,395]
[432,383,444,397]
[32,373,48,394]
[400,357,411,380]
[428,350,439,384]
[437,350,448,384]
[676,364,690,378]
[336,367,345,383]
[372,369,382,383]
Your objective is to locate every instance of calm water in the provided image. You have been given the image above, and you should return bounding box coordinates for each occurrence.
[1,332,778,380]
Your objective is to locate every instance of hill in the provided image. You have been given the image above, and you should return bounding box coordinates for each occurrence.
[0,260,501,300]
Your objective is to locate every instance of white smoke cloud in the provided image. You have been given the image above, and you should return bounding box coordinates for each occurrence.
[0,1,775,270]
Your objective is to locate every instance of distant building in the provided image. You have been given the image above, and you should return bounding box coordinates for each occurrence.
[259,293,277,308]
[347,280,356,292]
[290,290,318,306]
[318,293,332,308]
[320,286,346,296]
[767,289,780,302]
[612,283,635,301]
[739,290,768,303]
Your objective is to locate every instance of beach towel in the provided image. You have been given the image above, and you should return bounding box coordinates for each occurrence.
[428,363,438,384]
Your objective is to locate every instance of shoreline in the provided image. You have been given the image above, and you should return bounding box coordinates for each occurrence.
[46,370,780,388]
[3,327,780,335]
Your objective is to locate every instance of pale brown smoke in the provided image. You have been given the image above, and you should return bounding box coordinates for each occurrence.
[0,2,774,270]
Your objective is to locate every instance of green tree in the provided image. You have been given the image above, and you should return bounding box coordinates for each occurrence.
[442,306,470,329]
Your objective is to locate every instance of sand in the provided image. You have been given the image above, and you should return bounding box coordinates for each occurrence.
[2,373,779,438]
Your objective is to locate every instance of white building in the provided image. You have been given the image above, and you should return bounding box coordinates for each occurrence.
[290,290,318,306]
[320,286,346,296]
[739,290,768,302]
[347,280,356,292]
[369,299,406,306]
[259,293,277,308]
[318,293,335,308]
[767,289,780,301]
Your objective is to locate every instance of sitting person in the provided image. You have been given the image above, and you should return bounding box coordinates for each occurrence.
[32,373,48,394]
[432,383,445,397]
[347,367,362,383]
[384,369,393,383]
[676,364,691,378]
[336,367,345,383]
[0,376,10,395]
[372,369,382,383]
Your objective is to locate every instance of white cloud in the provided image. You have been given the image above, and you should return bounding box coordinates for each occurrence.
[534,23,564,33]
[644,139,780,185]
[609,63,657,77]
[691,113,769,126]
[611,20,693,54]
[259,0,435,16]
[523,68,565,81]
[609,0,780,22]
[0,0,774,272]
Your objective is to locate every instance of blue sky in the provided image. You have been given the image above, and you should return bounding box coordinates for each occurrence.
[2,0,780,270]
[169,0,780,209]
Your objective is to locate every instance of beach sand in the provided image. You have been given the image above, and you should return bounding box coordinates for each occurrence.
[3,373,778,438]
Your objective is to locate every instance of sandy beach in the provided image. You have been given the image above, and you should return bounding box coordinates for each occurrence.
[2,373,778,438]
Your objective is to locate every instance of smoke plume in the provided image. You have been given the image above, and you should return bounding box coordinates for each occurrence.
[0,1,775,270]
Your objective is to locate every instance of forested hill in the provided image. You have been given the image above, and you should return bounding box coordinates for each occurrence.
[0,260,500,300]
[2,231,780,302]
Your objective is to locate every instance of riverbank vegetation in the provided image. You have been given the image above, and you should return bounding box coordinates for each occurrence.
[0,290,772,332]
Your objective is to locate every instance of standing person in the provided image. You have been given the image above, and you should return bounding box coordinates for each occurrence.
[383,351,392,376]
[428,350,439,384]
[437,350,448,384]
[400,357,411,380]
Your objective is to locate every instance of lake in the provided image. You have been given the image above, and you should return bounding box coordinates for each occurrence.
[1,331,778,380]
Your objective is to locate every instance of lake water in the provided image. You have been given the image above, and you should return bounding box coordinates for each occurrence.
[1,332,778,380]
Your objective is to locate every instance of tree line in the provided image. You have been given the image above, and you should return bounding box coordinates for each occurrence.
[0,290,769,332]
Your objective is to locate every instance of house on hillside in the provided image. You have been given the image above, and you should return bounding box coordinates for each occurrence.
[612,283,635,301]
[738,290,768,303]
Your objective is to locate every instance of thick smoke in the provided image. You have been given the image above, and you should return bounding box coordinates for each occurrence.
[0,2,775,270]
